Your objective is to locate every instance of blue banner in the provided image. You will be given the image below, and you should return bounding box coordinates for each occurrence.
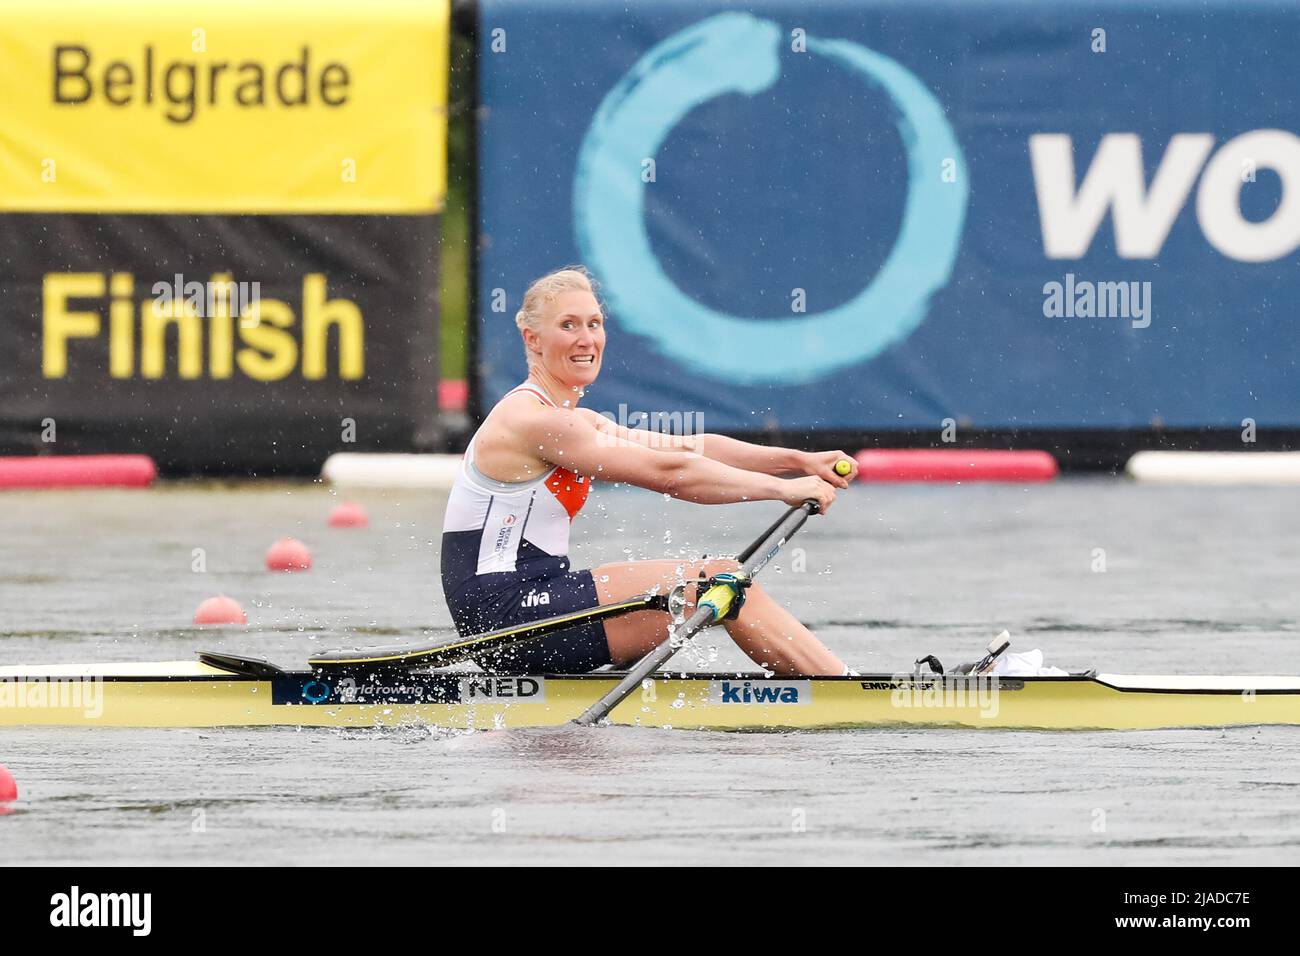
[477,0,1300,430]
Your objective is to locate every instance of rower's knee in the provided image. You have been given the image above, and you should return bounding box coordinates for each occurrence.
[683,558,740,603]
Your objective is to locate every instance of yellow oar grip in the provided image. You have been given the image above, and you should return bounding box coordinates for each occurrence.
[698,583,737,621]
[833,459,853,477]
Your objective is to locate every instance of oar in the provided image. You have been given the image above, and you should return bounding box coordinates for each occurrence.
[309,594,668,673]
[573,499,823,726]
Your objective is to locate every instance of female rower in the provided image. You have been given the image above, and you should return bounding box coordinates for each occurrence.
[441,266,856,677]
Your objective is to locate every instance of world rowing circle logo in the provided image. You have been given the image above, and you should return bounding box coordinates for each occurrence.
[302,680,331,703]
[573,12,969,385]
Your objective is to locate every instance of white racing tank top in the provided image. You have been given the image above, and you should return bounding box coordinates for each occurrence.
[440,384,591,599]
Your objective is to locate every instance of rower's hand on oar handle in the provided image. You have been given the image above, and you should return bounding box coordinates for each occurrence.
[781,475,837,513]
[802,450,858,488]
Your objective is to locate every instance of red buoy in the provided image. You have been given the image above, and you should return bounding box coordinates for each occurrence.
[0,765,19,806]
[327,500,369,528]
[193,595,248,625]
[853,449,1058,483]
[439,378,469,412]
[0,454,156,490]
[266,537,313,571]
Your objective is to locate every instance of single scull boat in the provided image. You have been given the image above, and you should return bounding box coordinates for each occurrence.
[4,501,1295,732]
[1,656,1297,730]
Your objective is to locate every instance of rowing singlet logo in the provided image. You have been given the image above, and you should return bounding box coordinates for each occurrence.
[521,590,551,608]
[493,516,518,556]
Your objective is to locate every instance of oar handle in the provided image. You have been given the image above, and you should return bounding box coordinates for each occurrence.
[737,499,818,563]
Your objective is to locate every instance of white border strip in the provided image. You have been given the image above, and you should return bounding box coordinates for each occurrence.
[321,453,462,490]
[1126,451,1300,485]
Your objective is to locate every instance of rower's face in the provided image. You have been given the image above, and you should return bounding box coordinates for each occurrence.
[529,290,604,387]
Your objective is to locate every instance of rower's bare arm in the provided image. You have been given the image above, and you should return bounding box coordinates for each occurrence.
[687,436,856,488]
[576,409,695,452]
[578,410,800,472]
[519,406,831,507]
[685,433,803,475]
[576,411,853,488]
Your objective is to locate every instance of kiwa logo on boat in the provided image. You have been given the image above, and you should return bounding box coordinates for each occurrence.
[709,680,810,705]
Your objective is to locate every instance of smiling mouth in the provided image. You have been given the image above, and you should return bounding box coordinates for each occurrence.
[570,355,597,365]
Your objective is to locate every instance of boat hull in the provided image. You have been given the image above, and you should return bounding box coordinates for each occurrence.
[2,663,1299,730]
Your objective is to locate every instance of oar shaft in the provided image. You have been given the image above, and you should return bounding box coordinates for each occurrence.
[310,593,665,673]
[574,501,818,726]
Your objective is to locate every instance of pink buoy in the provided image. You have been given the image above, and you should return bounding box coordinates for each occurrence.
[0,765,16,806]
[0,454,156,490]
[266,537,313,572]
[853,449,1058,483]
[328,501,369,528]
[438,378,468,412]
[193,595,248,625]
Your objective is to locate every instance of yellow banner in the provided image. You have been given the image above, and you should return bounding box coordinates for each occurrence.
[0,0,447,213]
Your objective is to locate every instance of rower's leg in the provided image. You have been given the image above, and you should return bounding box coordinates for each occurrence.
[720,583,845,676]
[590,559,845,676]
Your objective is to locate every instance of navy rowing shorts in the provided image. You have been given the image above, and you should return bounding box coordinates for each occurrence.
[447,569,613,675]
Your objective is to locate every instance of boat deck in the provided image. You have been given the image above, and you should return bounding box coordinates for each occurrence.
[2,660,1299,731]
